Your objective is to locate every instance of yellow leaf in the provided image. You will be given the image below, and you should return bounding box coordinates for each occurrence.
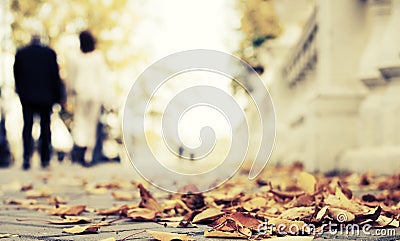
[49,205,86,215]
[192,208,224,223]
[62,225,99,234]
[4,198,37,206]
[297,172,316,194]
[126,208,157,221]
[25,189,52,198]
[111,191,136,201]
[48,216,92,224]
[374,215,400,227]
[243,197,267,211]
[146,230,193,241]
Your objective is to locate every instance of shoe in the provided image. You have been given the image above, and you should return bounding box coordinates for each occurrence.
[41,161,50,169]
[22,162,30,170]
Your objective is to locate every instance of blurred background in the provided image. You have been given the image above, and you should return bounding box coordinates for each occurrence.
[1,0,400,175]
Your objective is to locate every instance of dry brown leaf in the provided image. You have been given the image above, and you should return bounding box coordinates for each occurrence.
[296,172,316,194]
[192,208,224,223]
[4,198,38,205]
[138,183,163,212]
[180,193,205,210]
[48,196,68,205]
[146,230,194,241]
[270,189,305,199]
[98,204,131,215]
[126,208,157,221]
[25,189,51,198]
[85,185,108,195]
[49,205,86,216]
[62,224,99,234]
[20,183,33,191]
[48,216,92,224]
[374,215,400,227]
[111,191,136,201]
[229,212,262,230]
[162,199,191,213]
[324,187,367,213]
[279,207,315,221]
[243,197,267,211]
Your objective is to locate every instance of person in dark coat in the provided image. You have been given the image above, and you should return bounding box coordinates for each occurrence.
[13,35,62,170]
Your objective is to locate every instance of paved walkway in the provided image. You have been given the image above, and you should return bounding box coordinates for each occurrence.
[0,161,399,240]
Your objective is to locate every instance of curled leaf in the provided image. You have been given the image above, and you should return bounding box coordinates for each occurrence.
[48,216,92,224]
[138,184,163,212]
[49,205,86,216]
[62,224,99,234]
[126,208,157,221]
[192,208,224,223]
[112,191,136,201]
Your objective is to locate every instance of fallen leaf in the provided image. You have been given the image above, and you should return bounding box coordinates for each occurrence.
[112,191,136,201]
[374,215,400,227]
[180,193,205,210]
[49,205,86,215]
[146,230,194,241]
[138,183,163,212]
[48,196,68,205]
[25,189,51,198]
[297,172,316,194]
[243,197,267,211]
[98,204,130,215]
[48,216,92,224]
[62,224,99,234]
[126,208,157,221]
[4,198,38,206]
[85,185,108,195]
[279,207,315,221]
[270,189,305,199]
[192,208,224,223]
[20,183,33,191]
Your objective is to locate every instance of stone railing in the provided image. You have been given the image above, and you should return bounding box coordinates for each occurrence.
[282,8,318,87]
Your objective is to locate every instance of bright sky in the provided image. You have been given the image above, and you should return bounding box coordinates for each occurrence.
[134,0,241,59]
[129,0,244,147]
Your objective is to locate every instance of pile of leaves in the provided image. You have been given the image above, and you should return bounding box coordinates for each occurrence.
[2,163,399,240]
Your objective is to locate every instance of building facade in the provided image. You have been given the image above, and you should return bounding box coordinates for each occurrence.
[265,0,400,173]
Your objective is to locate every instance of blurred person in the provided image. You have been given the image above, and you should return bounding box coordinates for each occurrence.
[67,30,110,166]
[13,34,62,170]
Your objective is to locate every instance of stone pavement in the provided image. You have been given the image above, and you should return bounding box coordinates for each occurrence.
[0,160,399,241]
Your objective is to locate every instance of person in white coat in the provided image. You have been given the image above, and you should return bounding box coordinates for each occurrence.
[67,30,110,166]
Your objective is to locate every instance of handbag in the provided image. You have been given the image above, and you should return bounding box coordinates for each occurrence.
[51,104,73,153]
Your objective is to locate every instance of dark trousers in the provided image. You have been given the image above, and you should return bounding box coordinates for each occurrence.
[21,102,52,165]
